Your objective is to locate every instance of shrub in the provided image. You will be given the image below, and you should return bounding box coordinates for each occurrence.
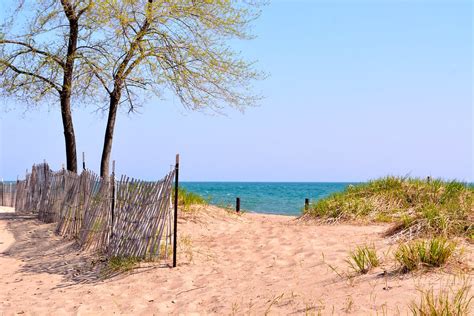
[395,237,456,272]
[346,244,380,274]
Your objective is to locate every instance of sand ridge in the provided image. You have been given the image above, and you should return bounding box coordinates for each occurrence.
[0,205,472,315]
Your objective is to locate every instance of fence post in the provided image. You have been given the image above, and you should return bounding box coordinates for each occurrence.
[1,178,3,206]
[173,154,179,268]
[305,198,310,210]
[82,152,86,171]
[111,160,116,241]
[236,197,241,212]
[44,160,48,182]
[61,164,65,191]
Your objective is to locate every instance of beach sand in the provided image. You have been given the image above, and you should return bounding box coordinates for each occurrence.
[0,205,472,315]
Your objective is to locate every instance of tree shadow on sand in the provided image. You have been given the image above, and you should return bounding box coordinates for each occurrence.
[0,212,170,289]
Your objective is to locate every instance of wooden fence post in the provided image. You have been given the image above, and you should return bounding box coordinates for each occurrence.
[44,160,48,183]
[61,164,65,191]
[173,154,179,268]
[236,197,241,212]
[305,198,310,210]
[111,160,116,241]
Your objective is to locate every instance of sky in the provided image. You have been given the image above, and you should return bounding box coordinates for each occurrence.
[0,0,472,182]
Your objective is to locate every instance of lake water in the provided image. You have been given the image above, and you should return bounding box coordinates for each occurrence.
[180,182,356,215]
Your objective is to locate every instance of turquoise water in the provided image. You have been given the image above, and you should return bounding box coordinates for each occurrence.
[180,182,357,215]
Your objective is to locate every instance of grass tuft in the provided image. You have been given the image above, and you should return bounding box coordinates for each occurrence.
[304,176,473,240]
[410,282,472,315]
[395,237,456,272]
[346,244,380,274]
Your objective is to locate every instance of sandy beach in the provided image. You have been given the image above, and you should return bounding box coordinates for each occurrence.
[0,205,472,315]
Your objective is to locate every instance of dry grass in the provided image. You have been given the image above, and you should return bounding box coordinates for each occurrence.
[410,279,472,315]
[179,234,194,263]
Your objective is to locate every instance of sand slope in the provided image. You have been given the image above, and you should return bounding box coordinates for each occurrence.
[0,206,472,315]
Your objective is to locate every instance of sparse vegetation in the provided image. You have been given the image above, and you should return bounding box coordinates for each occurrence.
[159,243,173,260]
[179,234,194,262]
[395,237,456,272]
[104,256,142,275]
[409,282,472,315]
[346,244,380,274]
[304,177,473,240]
[176,187,209,212]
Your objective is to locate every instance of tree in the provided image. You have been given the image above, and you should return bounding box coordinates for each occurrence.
[0,0,95,173]
[83,0,264,177]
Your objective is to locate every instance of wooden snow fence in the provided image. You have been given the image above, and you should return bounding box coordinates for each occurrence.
[14,179,28,212]
[77,178,112,252]
[55,170,100,238]
[7,161,177,262]
[14,163,50,214]
[0,181,17,207]
[108,172,175,259]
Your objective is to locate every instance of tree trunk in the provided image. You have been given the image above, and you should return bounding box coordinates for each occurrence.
[60,14,79,173]
[100,89,121,178]
[60,95,77,173]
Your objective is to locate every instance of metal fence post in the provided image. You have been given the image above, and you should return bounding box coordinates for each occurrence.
[173,154,180,268]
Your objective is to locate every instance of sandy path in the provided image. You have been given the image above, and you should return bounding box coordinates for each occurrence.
[0,206,472,315]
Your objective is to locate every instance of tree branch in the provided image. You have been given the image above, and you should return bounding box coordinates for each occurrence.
[0,60,61,93]
[0,39,65,68]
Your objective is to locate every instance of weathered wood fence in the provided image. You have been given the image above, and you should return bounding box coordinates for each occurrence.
[0,181,16,207]
[2,162,176,262]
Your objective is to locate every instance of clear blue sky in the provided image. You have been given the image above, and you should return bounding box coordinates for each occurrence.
[0,0,472,182]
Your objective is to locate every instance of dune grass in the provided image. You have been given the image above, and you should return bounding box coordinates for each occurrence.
[176,187,209,212]
[303,177,473,240]
[346,244,380,274]
[395,237,456,272]
[410,282,472,315]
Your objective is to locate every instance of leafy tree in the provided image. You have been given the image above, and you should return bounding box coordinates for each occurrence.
[83,0,265,177]
[0,0,96,173]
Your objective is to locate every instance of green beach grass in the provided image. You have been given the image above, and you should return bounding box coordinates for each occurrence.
[176,187,209,212]
[303,176,473,240]
[346,244,380,274]
[395,237,456,272]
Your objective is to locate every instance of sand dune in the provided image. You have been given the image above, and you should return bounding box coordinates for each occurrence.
[0,205,472,315]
